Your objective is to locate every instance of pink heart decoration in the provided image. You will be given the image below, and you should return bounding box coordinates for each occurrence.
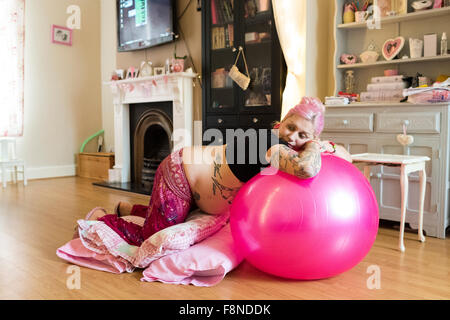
[382,37,405,61]
[340,54,357,65]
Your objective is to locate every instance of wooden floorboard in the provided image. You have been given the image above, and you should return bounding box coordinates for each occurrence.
[0,177,449,300]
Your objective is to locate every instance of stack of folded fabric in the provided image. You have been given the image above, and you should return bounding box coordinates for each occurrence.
[325,96,350,105]
[360,75,407,103]
[403,77,450,104]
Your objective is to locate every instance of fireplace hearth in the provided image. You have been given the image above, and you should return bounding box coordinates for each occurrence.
[97,72,196,195]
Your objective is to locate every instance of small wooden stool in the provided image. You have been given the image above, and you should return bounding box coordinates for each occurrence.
[351,153,430,252]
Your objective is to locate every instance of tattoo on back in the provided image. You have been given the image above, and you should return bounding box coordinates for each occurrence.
[213,154,223,179]
[211,177,240,204]
[211,152,240,204]
[213,161,222,179]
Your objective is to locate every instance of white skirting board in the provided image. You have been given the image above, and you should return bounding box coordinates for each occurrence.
[0,165,76,183]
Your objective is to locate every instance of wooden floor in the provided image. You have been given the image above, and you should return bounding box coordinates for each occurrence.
[0,176,449,300]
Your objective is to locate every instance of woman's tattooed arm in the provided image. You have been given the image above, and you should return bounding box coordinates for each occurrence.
[268,141,321,179]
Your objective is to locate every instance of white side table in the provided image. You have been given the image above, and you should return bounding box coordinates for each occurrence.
[351,153,430,252]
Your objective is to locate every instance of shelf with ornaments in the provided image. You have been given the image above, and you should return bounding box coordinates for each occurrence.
[334,0,450,98]
[337,5,450,30]
[337,54,450,69]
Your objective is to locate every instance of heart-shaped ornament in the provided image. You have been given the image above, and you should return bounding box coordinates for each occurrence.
[340,54,357,64]
[397,134,414,146]
[382,37,405,61]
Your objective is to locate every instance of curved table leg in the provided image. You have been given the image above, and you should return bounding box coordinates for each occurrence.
[418,165,426,243]
[399,164,408,252]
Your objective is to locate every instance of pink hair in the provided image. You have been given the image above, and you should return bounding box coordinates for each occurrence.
[274,97,325,136]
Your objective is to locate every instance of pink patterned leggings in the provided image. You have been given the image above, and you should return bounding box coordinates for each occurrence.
[98,148,195,246]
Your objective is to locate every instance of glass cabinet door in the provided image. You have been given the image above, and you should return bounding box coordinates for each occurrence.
[239,0,281,114]
[207,0,237,113]
[202,0,285,140]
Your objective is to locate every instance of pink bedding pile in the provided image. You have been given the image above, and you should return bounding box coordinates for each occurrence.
[56,209,243,286]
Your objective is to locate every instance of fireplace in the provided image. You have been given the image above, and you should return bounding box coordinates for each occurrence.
[130,102,173,192]
[97,72,196,195]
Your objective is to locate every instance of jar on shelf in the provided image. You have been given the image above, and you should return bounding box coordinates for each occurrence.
[343,3,355,23]
[344,70,355,94]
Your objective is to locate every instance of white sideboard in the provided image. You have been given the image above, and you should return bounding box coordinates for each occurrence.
[330,1,450,238]
[321,102,450,239]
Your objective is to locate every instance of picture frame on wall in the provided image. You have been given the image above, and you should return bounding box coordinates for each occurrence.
[51,25,72,46]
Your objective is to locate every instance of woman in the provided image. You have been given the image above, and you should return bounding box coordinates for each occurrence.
[84,97,352,246]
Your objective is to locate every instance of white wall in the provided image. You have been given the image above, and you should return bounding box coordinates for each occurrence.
[101,0,117,153]
[15,0,102,181]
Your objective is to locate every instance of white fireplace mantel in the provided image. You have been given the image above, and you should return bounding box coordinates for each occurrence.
[104,72,197,182]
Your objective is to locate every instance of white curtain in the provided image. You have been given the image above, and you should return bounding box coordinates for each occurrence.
[272,0,307,119]
[0,0,25,137]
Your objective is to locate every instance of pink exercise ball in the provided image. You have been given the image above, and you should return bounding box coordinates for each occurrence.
[230,154,379,280]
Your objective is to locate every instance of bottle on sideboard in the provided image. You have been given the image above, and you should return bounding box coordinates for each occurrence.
[344,70,355,94]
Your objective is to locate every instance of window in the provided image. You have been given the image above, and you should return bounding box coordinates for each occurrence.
[0,0,25,137]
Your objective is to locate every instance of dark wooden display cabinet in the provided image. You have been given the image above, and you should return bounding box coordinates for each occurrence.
[201,0,287,145]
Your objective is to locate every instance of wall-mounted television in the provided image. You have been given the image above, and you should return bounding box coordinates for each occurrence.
[117,0,175,52]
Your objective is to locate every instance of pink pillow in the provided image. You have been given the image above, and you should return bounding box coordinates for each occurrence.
[56,238,134,274]
[141,223,243,287]
[76,209,229,268]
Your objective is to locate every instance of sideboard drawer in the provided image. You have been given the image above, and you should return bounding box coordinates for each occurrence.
[376,112,441,134]
[324,113,374,132]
